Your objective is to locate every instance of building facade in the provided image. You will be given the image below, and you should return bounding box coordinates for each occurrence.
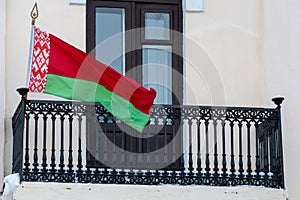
[1,0,299,199]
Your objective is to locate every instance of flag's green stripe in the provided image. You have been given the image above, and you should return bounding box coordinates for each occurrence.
[44,74,149,132]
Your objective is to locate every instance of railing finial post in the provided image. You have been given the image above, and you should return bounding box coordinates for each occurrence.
[17,88,29,100]
[272,97,284,109]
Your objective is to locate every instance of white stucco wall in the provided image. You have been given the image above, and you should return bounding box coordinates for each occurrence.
[5,182,287,200]
[4,0,85,176]
[0,0,6,189]
[185,0,263,107]
[263,0,300,199]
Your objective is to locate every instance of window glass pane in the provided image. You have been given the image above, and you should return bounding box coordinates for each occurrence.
[143,45,172,104]
[145,13,170,40]
[95,8,125,74]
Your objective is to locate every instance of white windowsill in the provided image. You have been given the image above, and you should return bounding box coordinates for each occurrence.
[69,0,86,5]
[186,0,203,12]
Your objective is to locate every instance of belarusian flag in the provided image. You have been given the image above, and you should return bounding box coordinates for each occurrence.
[27,26,156,132]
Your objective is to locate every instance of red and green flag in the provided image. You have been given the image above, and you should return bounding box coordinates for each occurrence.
[27,26,156,132]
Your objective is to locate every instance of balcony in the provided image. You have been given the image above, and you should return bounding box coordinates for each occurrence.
[12,88,285,189]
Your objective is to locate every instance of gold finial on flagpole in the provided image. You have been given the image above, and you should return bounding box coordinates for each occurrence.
[30,3,39,25]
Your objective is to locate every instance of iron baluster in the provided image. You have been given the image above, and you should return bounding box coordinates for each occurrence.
[24,114,30,173]
[254,122,261,182]
[163,120,168,171]
[171,119,177,183]
[246,122,252,179]
[77,115,83,174]
[230,121,236,178]
[269,120,277,182]
[67,114,74,176]
[162,120,169,184]
[33,114,39,174]
[221,120,227,178]
[85,106,92,174]
[59,114,65,174]
[50,114,56,174]
[145,125,151,170]
[196,120,202,175]
[263,126,269,180]
[155,120,159,169]
[112,121,117,169]
[42,114,48,173]
[204,120,210,175]
[238,121,244,178]
[138,127,142,169]
[188,120,193,174]
[180,118,185,173]
[103,117,108,167]
[213,120,219,176]
[129,130,134,169]
[121,123,125,169]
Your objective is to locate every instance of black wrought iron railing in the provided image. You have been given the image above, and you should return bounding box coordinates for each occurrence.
[12,88,285,188]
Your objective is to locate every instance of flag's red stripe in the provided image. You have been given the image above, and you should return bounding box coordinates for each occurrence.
[47,34,156,115]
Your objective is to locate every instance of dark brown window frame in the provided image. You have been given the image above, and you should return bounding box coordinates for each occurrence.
[86,0,183,105]
[86,0,183,169]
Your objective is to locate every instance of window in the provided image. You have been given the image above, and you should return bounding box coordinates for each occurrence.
[86,0,183,169]
[87,0,183,105]
[95,7,125,74]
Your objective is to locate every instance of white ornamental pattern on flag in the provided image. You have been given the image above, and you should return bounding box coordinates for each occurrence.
[29,27,50,93]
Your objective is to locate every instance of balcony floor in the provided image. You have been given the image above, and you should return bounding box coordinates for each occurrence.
[5,182,288,200]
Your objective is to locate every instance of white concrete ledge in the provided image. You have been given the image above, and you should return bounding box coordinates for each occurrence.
[69,0,86,5]
[10,182,288,200]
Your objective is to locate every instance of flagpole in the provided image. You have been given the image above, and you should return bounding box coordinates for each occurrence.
[25,3,38,88]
